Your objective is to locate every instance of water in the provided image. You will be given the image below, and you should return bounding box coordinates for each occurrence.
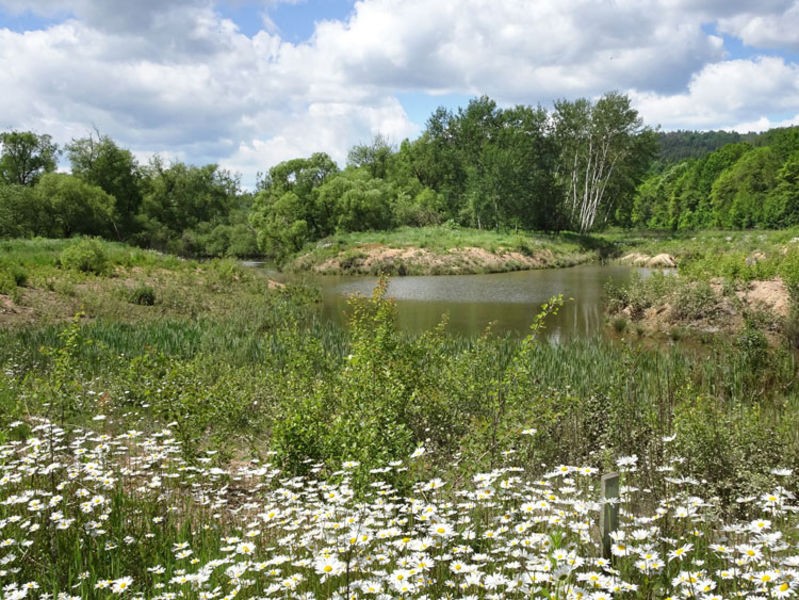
[300,264,646,340]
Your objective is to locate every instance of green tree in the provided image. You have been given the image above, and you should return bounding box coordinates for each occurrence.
[347,133,393,179]
[764,150,799,227]
[553,92,655,232]
[250,153,339,261]
[711,146,780,228]
[67,133,143,238]
[0,131,59,186]
[406,107,467,217]
[137,158,239,251]
[0,184,49,237]
[316,170,395,232]
[35,173,116,237]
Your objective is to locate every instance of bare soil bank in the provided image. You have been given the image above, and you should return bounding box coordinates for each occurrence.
[293,243,587,275]
[611,276,791,339]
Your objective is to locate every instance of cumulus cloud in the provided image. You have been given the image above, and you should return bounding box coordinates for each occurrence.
[717,2,799,50]
[0,0,797,186]
[631,57,799,130]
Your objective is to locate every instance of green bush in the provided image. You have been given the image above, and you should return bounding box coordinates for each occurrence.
[128,284,156,306]
[0,268,17,297]
[0,258,27,299]
[58,238,110,275]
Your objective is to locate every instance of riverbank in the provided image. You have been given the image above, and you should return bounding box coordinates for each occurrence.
[3,236,799,597]
[288,226,600,275]
[603,229,799,343]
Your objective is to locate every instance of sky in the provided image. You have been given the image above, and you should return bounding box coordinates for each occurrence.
[1,0,798,189]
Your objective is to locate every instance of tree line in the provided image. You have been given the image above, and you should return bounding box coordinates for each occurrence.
[2,93,798,262]
[0,130,258,257]
[634,127,799,229]
[251,91,656,260]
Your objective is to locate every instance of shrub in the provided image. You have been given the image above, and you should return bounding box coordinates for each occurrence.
[58,238,110,275]
[0,268,17,297]
[0,260,27,296]
[128,284,156,306]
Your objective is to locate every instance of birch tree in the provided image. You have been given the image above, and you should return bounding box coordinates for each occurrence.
[554,92,654,232]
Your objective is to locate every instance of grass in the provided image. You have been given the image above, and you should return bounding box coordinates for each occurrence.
[3,236,799,597]
[290,225,599,274]
[1,418,797,599]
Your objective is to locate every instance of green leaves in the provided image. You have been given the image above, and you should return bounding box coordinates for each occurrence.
[0,130,59,186]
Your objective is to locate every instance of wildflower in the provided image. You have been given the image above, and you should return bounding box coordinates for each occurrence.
[235,542,256,555]
[669,543,693,561]
[430,522,454,538]
[111,577,133,594]
[749,519,772,533]
[314,555,345,577]
[411,446,426,459]
[737,544,763,563]
[770,467,793,477]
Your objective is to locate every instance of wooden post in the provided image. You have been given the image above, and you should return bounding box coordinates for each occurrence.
[600,472,620,559]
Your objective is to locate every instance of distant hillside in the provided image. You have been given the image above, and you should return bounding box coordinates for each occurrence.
[656,130,751,164]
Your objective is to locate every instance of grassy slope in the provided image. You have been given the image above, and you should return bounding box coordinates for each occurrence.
[289,226,605,274]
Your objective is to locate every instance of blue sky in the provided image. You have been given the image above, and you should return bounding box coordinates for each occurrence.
[1,0,798,188]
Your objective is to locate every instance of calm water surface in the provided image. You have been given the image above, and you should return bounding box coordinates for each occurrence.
[301,264,646,340]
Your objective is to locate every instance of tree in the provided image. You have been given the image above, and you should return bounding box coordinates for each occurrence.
[137,158,240,251]
[347,134,394,179]
[0,131,59,186]
[765,150,799,226]
[553,92,655,232]
[249,153,339,261]
[462,103,560,230]
[316,170,395,232]
[0,184,48,237]
[34,173,116,237]
[711,147,780,228]
[67,133,143,238]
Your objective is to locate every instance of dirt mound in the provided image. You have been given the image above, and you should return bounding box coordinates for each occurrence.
[738,278,790,318]
[309,244,558,275]
[611,277,791,340]
[620,252,677,268]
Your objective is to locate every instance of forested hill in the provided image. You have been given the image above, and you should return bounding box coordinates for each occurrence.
[636,125,799,230]
[657,130,750,164]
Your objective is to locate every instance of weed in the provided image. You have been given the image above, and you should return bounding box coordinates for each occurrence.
[128,284,157,306]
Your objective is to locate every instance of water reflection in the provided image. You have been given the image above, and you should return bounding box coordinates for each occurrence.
[308,264,644,339]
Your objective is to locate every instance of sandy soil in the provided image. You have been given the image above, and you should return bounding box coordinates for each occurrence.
[305,244,559,275]
[613,277,791,339]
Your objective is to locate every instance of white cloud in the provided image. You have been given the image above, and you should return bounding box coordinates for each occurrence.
[631,57,799,130]
[717,2,799,50]
[0,0,797,186]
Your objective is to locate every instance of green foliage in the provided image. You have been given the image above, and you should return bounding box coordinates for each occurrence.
[0,183,50,237]
[137,158,240,253]
[0,267,18,298]
[58,237,110,275]
[0,130,59,186]
[656,129,746,164]
[250,153,339,262]
[35,172,117,237]
[67,132,143,237]
[128,284,156,306]
[635,126,799,231]
[554,91,656,232]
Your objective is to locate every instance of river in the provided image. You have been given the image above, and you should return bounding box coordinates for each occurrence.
[295,264,648,340]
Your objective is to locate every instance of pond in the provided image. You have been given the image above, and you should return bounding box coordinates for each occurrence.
[296,264,650,340]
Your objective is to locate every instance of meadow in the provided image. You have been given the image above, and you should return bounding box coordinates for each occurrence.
[1,235,799,598]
